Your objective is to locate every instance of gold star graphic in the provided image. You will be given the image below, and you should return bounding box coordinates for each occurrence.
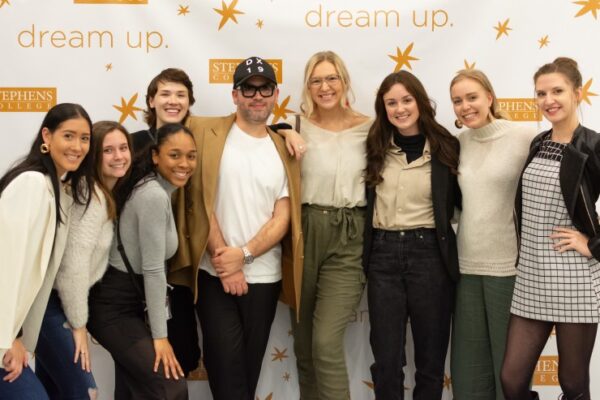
[538,35,550,49]
[581,78,598,105]
[494,19,512,40]
[388,43,419,72]
[443,374,452,390]
[113,93,143,124]
[178,5,190,16]
[256,19,264,29]
[271,347,289,362]
[213,0,244,30]
[0,0,10,8]
[256,393,273,400]
[272,96,294,123]
[463,60,476,70]
[574,0,600,18]
[363,380,374,390]
[105,63,112,71]
[283,372,291,382]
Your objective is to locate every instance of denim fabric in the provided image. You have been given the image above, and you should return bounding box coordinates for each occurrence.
[35,290,97,399]
[0,366,49,400]
[367,228,454,400]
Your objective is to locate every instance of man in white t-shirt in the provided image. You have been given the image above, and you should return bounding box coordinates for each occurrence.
[169,57,303,400]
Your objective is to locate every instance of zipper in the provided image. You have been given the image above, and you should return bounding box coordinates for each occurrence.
[580,185,597,236]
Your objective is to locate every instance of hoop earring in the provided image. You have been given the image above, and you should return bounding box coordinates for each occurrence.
[40,143,50,154]
[454,119,463,129]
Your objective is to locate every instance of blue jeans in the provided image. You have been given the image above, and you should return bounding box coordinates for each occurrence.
[0,366,49,400]
[367,228,455,400]
[35,290,97,399]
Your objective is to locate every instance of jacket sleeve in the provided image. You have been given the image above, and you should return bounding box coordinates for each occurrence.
[586,137,600,261]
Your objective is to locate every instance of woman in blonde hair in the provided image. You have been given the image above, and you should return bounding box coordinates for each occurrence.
[281,50,371,399]
[501,57,600,400]
[449,69,536,399]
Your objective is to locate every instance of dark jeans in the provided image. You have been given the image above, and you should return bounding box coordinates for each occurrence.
[0,367,48,400]
[367,228,454,400]
[88,267,188,400]
[196,270,281,400]
[35,290,97,399]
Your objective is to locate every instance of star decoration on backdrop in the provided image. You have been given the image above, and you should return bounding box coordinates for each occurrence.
[538,35,549,48]
[0,0,10,8]
[282,372,291,382]
[178,5,190,16]
[494,19,512,40]
[105,63,112,71]
[214,0,244,30]
[256,393,273,400]
[573,0,600,18]
[388,42,419,72]
[443,374,452,390]
[113,94,143,124]
[581,78,597,105]
[463,60,476,70]
[271,347,289,362]
[272,96,294,123]
[256,19,264,29]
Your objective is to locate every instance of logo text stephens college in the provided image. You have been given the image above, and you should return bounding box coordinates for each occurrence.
[498,98,541,122]
[0,88,57,112]
[209,59,283,84]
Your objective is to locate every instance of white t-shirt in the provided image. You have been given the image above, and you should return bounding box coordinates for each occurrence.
[199,123,289,283]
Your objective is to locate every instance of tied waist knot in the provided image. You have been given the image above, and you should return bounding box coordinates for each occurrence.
[331,207,360,246]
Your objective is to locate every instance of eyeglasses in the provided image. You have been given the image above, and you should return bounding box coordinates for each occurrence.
[237,83,276,98]
[308,74,341,87]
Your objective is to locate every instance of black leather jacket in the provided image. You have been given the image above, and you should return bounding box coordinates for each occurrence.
[515,125,600,261]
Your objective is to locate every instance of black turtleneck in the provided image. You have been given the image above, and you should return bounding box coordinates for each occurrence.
[393,132,425,164]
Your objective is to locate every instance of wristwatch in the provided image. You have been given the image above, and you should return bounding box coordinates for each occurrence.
[242,246,254,264]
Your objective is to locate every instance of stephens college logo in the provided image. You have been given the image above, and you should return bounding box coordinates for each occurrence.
[533,355,559,386]
[209,59,283,84]
[0,88,56,112]
[498,98,541,122]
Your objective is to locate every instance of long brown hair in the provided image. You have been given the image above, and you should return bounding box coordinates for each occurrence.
[91,121,133,220]
[365,71,459,187]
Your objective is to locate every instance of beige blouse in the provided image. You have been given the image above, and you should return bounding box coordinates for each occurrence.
[293,116,372,208]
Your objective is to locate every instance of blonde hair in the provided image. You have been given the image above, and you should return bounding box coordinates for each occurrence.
[450,69,509,120]
[299,51,356,117]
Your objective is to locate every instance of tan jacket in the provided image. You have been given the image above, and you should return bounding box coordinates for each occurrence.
[169,114,304,318]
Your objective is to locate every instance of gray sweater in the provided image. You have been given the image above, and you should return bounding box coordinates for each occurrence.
[109,174,177,339]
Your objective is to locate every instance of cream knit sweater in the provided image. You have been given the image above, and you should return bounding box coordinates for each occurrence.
[55,185,113,328]
[456,119,537,276]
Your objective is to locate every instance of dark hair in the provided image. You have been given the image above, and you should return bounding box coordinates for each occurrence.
[365,71,459,187]
[534,57,582,89]
[91,121,133,220]
[114,123,195,212]
[144,68,195,128]
[0,103,94,224]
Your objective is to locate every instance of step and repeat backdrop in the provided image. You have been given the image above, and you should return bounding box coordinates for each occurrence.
[1,0,600,399]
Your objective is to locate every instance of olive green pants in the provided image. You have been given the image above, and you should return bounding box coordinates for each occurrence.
[291,205,366,400]
[451,274,515,400]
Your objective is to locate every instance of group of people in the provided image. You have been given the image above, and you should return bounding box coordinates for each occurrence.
[0,52,599,400]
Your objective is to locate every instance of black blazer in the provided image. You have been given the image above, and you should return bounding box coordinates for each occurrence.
[515,124,600,261]
[362,154,461,282]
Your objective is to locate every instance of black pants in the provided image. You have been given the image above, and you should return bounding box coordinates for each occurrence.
[367,228,455,400]
[196,270,281,400]
[168,284,201,376]
[88,267,188,400]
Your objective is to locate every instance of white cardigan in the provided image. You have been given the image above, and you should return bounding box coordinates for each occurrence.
[0,171,71,361]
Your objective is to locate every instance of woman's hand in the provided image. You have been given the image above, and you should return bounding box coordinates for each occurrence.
[2,338,28,382]
[72,326,91,372]
[153,338,184,380]
[280,129,306,161]
[550,227,592,258]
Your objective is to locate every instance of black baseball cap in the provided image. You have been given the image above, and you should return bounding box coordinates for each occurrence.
[233,57,277,88]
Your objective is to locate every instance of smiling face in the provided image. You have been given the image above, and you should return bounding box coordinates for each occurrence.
[42,117,91,177]
[148,81,191,128]
[450,78,493,129]
[383,83,420,136]
[101,129,131,189]
[308,61,344,112]
[233,76,278,125]
[152,131,197,187]
[535,72,581,127]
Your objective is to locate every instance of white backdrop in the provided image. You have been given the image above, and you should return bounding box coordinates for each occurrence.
[1,0,600,398]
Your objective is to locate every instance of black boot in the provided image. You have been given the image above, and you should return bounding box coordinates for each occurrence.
[530,391,539,400]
